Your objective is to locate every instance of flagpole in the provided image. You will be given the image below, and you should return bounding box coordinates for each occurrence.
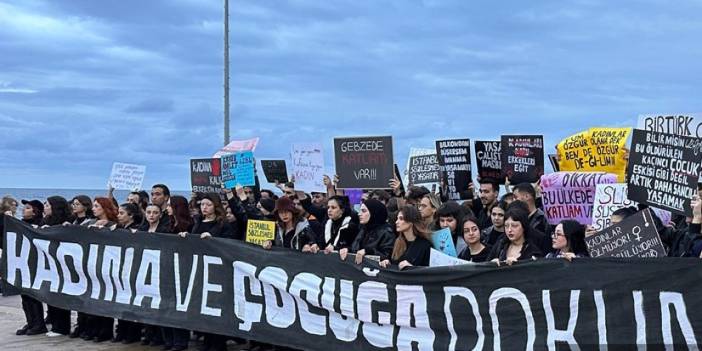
[223,0,230,146]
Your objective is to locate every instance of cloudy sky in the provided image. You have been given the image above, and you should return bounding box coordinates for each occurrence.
[1,0,701,190]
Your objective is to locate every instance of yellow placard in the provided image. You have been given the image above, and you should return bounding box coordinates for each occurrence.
[556,127,631,182]
[245,220,276,245]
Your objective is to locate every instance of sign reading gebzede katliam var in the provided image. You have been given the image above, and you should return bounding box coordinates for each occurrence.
[2,217,702,349]
[627,129,702,216]
[334,136,394,189]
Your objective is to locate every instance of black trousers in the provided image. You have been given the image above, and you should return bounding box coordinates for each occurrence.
[144,324,163,344]
[20,295,45,330]
[203,333,227,351]
[47,305,71,334]
[162,327,189,348]
[115,319,142,342]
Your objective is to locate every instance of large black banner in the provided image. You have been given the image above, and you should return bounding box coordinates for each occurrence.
[3,217,702,350]
[627,129,702,216]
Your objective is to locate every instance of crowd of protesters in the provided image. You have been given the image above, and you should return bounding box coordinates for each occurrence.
[2,170,702,351]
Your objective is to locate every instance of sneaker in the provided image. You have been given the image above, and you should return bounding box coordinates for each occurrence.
[46,331,62,337]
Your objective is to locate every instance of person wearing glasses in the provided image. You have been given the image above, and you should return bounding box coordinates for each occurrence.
[546,220,589,260]
[69,195,94,225]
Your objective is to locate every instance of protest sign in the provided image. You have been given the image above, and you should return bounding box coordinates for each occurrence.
[592,183,673,230]
[334,136,394,189]
[108,162,146,191]
[474,140,504,183]
[431,228,457,257]
[540,172,617,225]
[221,151,256,188]
[393,163,405,194]
[291,143,325,193]
[260,160,288,184]
[501,135,544,184]
[344,189,364,205]
[190,158,222,193]
[627,129,702,216]
[213,137,259,158]
[407,154,440,186]
[585,208,666,258]
[637,113,702,137]
[429,248,471,267]
[435,138,472,200]
[245,220,276,246]
[3,217,702,350]
[556,128,631,181]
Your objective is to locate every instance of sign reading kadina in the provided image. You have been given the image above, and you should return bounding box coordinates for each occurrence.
[435,139,472,200]
[474,140,504,183]
[501,135,544,184]
[190,158,222,193]
[627,129,702,216]
[3,217,701,350]
[585,208,666,258]
[334,136,394,189]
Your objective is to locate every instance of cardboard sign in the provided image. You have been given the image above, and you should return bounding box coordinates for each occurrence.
[245,220,276,246]
[501,135,544,184]
[540,172,617,225]
[637,113,702,137]
[592,183,672,231]
[213,137,259,158]
[585,208,666,258]
[556,128,631,182]
[627,129,702,216]
[435,139,472,200]
[221,151,256,188]
[190,158,223,194]
[291,143,326,193]
[474,140,504,183]
[334,136,394,189]
[108,162,146,191]
[429,248,472,267]
[407,154,440,186]
[431,228,457,257]
[260,160,288,184]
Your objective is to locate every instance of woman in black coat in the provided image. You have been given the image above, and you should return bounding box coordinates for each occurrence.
[489,207,543,265]
[341,199,395,264]
[16,200,48,337]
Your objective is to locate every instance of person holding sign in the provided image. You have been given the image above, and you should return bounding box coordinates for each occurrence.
[458,214,492,262]
[435,201,465,252]
[261,196,314,251]
[489,208,543,265]
[342,199,396,263]
[309,195,359,254]
[380,205,432,270]
[545,220,589,261]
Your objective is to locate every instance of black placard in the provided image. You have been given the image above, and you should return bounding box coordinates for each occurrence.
[260,160,288,184]
[500,135,544,184]
[548,154,561,172]
[334,136,394,189]
[407,154,440,186]
[474,140,504,183]
[190,158,222,193]
[627,129,702,216]
[435,139,472,200]
[585,208,666,258]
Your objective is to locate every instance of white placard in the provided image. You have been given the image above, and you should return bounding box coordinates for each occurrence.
[108,162,146,191]
[592,183,672,231]
[636,113,702,137]
[429,248,472,267]
[291,143,326,193]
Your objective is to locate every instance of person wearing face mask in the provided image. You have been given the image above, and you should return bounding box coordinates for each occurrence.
[309,196,359,254]
[15,200,47,337]
[341,199,395,264]
[379,205,433,270]
[546,220,589,261]
[458,215,492,262]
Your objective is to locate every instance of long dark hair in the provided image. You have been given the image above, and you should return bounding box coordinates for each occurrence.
[119,203,143,228]
[71,195,94,218]
[392,205,432,261]
[201,193,226,223]
[44,196,74,226]
[170,195,193,233]
[504,207,531,242]
[559,219,588,256]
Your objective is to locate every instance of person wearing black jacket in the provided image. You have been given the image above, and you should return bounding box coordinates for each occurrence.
[16,199,47,336]
[512,182,551,235]
[311,196,359,253]
[380,205,432,270]
[341,199,395,264]
[489,207,543,265]
[458,214,492,263]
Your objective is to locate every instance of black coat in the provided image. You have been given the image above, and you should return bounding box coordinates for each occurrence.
[488,237,543,262]
[351,223,396,260]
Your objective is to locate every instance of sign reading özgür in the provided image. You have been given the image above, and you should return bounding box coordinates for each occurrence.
[334,136,394,189]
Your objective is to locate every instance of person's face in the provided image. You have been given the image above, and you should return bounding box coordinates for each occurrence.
[479,184,498,206]
[552,223,568,250]
[327,200,343,220]
[611,214,624,225]
[395,211,412,233]
[166,203,173,216]
[226,207,236,222]
[463,220,481,245]
[418,197,435,219]
[9,201,17,214]
[283,187,295,199]
[358,204,371,225]
[43,201,52,217]
[93,201,104,218]
[260,192,271,200]
[491,207,505,227]
[117,207,132,225]
[127,194,140,205]
[72,199,86,215]
[145,205,161,224]
[311,193,326,206]
[23,205,34,219]
[293,199,304,214]
[244,187,255,201]
[278,210,293,223]
[439,216,457,232]
[200,199,215,217]
[513,190,529,204]
[151,187,168,207]
[505,217,524,242]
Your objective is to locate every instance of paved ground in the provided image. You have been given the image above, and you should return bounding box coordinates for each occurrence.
[0,294,250,350]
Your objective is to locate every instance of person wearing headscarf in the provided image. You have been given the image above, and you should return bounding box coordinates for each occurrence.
[342,199,395,263]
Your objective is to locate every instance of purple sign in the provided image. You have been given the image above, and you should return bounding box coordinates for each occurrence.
[540,172,617,225]
[344,189,364,206]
